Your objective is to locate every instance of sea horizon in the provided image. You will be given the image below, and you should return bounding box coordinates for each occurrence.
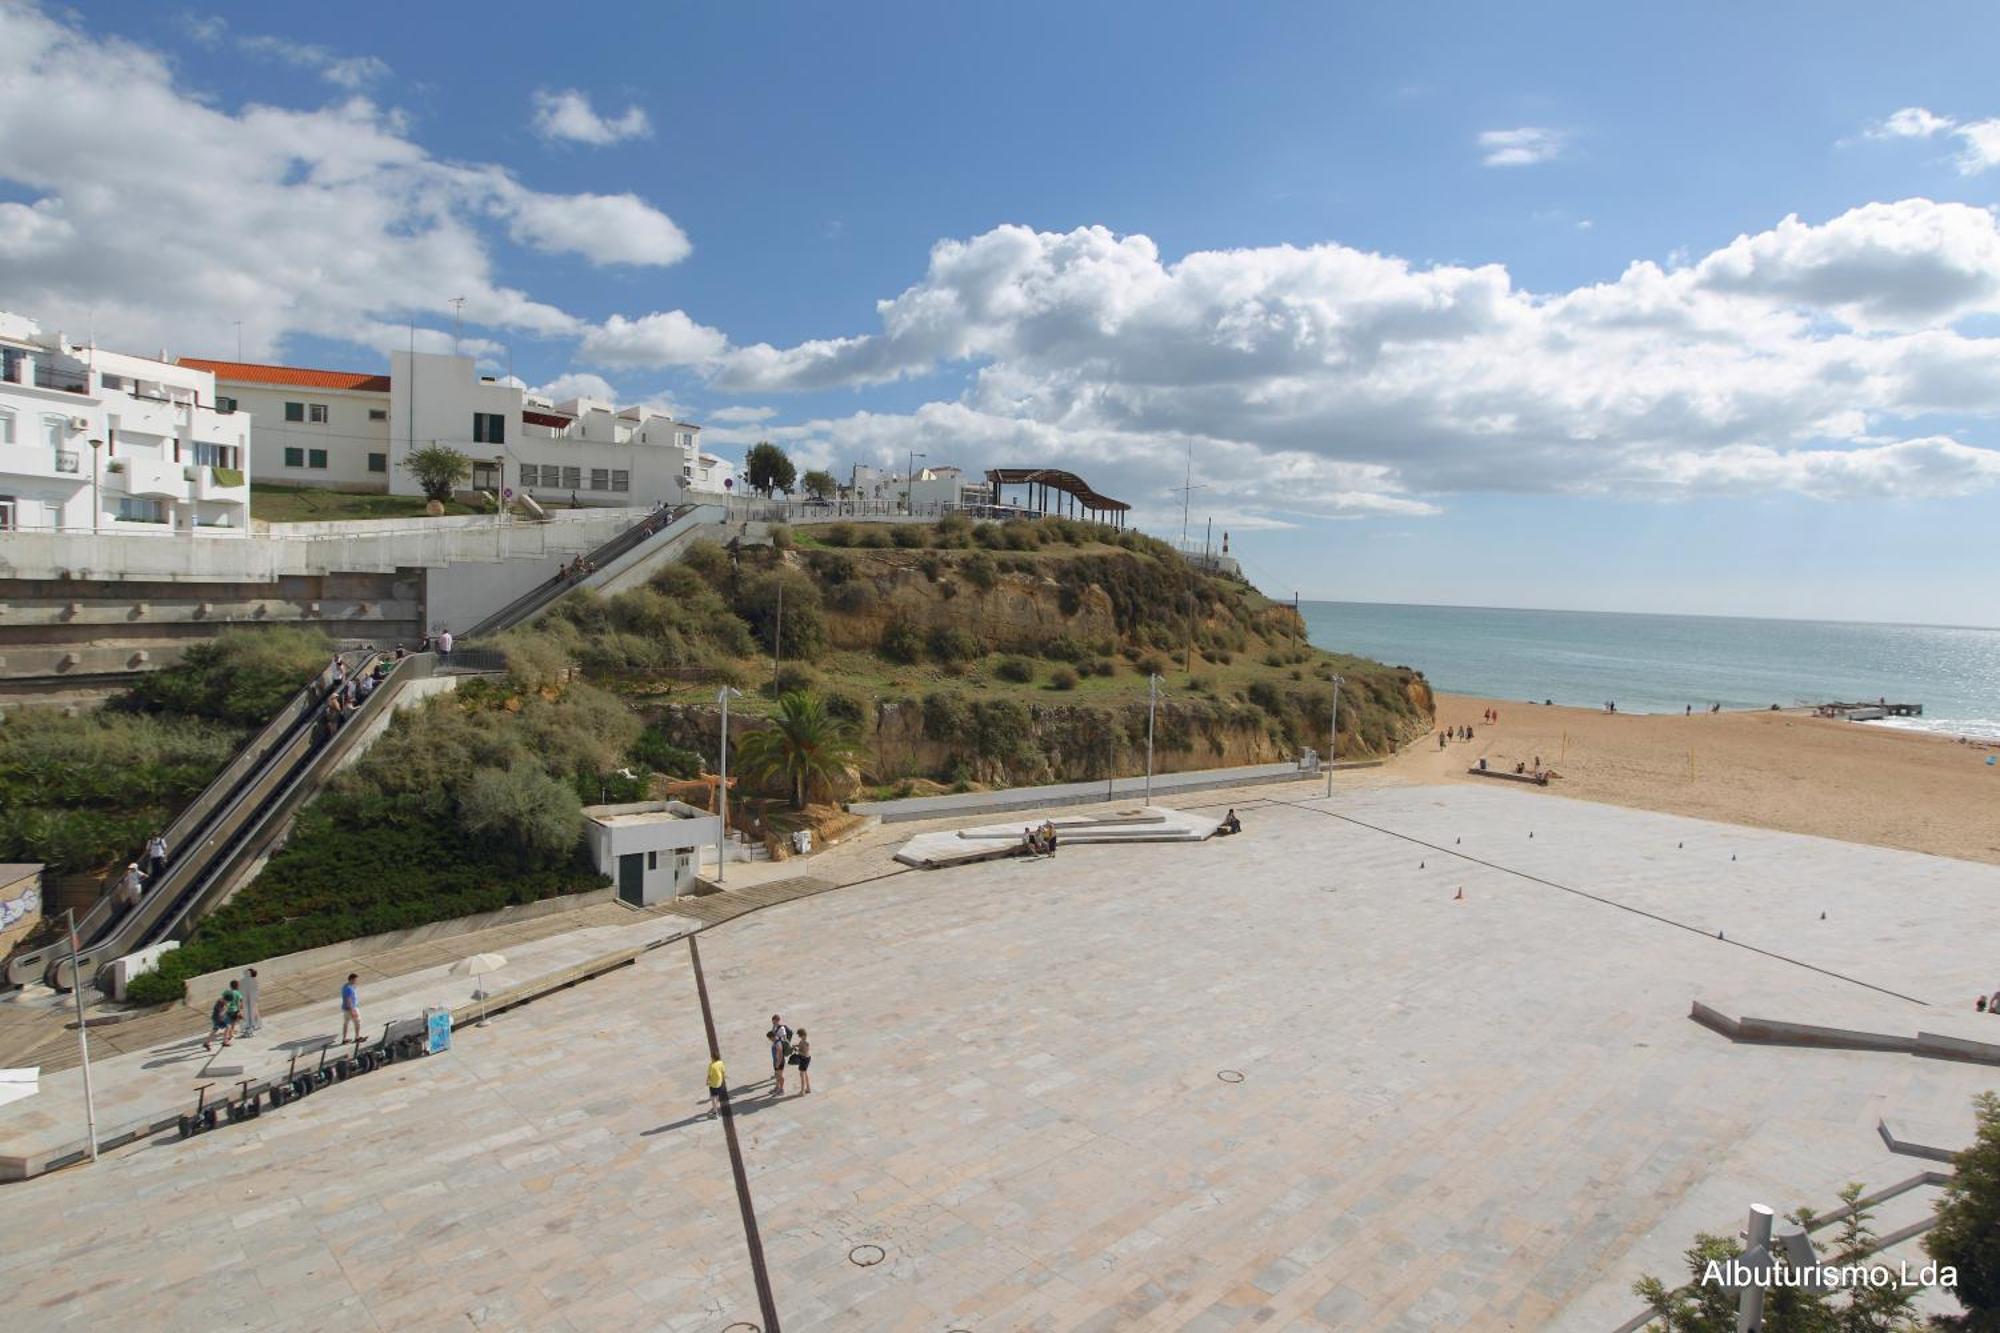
[1298,599,2000,741]
[1294,596,2000,637]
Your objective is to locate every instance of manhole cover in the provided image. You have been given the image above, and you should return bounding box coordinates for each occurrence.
[1217,1069,1245,1084]
[849,1243,887,1267]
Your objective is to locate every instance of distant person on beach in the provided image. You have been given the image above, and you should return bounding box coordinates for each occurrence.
[1686,704,1692,716]
[340,974,362,1043]
[707,1055,727,1117]
[1439,731,1447,750]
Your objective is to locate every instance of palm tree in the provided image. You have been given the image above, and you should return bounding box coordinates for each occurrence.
[733,690,865,809]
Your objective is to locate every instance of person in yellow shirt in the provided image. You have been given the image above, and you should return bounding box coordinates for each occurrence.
[707,1056,727,1119]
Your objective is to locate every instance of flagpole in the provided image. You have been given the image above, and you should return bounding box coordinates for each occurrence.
[65,909,99,1161]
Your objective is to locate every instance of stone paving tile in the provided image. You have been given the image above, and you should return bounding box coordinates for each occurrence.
[0,783,1995,1331]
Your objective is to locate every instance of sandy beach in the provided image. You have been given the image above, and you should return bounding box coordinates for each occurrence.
[1388,693,2000,865]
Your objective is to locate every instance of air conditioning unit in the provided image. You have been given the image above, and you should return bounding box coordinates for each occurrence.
[67,416,90,432]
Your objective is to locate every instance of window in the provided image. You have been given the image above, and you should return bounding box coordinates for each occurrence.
[193,441,229,467]
[368,408,387,421]
[472,411,505,444]
[284,447,304,467]
[308,403,328,424]
[367,453,387,473]
[100,372,125,392]
[284,402,304,423]
[676,431,694,448]
[0,408,13,445]
[647,851,658,871]
[518,464,540,486]
[216,396,237,414]
[116,496,166,523]
[611,470,630,492]
[589,468,610,491]
[43,415,66,450]
[0,496,14,531]
[308,448,328,469]
[561,465,581,490]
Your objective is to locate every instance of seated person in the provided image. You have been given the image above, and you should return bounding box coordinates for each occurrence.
[1219,808,1242,835]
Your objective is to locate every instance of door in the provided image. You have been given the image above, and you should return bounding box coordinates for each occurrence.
[0,496,14,531]
[617,853,645,905]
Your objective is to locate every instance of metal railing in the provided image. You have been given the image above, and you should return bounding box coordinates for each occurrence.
[463,504,698,639]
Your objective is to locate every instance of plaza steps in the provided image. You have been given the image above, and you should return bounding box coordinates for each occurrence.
[893,807,1221,869]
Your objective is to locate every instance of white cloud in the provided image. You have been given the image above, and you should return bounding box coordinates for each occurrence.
[579,310,730,367]
[636,203,2000,519]
[707,405,777,423]
[1861,106,2000,175]
[532,372,620,403]
[0,4,688,362]
[236,34,389,90]
[531,90,651,146]
[1478,127,1566,167]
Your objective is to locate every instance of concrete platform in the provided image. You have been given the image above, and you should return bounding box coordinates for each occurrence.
[893,806,1222,868]
[1,782,1996,1330]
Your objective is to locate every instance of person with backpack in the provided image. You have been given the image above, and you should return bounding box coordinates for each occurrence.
[767,1014,792,1096]
[202,990,233,1052]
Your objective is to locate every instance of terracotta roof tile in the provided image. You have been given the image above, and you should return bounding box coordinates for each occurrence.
[179,358,391,393]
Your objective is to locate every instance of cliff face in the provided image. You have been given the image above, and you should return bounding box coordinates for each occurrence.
[820,562,1120,653]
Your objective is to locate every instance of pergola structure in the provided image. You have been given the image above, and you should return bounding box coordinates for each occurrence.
[983,467,1130,528]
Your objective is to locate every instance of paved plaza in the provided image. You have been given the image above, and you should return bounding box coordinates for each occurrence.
[2,780,1996,1330]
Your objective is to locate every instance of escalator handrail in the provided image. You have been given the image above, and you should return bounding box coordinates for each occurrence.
[464,503,695,639]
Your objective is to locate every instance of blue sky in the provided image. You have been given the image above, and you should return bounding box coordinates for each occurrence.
[4,1,2000,623]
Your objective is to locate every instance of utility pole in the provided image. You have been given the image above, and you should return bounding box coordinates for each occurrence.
[1144,674,1163,806]
[1326,674,1343,797]
[716,686,742,883]
[449,297,466,356]
[65,910,98,1161]
[1174,442,1208,674]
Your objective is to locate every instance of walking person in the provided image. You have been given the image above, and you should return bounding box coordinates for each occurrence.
[793,1029,812,1094]
[145,830,168,883]
[707,1054,728,1118]
[222,977,245,1044]
[768,1014,792,1096]
[437,628,454,662]
[241,966,262,1036]
[340,973,362,1043]
[202,989,233,1052]
[116,861,144,910]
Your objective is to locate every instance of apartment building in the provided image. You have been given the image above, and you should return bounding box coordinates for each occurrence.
[1,312,252,536]
[184,350,728,508]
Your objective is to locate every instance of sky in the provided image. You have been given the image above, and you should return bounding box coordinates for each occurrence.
[3,1,1999,624]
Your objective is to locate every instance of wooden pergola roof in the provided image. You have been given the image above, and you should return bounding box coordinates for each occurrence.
[984,467,1130,513]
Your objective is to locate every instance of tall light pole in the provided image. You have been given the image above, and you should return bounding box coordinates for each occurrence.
[906,450,926,515]
[1326,673,1343,798]
[716,685,742,883]
[89,438,103,534]
[1144,673,1164,806]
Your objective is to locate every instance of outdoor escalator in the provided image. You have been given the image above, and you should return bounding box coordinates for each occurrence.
[463,502,699,639]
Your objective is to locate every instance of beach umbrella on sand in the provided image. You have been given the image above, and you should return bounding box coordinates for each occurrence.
[449,953,507,1026]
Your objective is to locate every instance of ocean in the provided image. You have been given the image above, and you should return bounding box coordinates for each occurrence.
[1298,601,2000,742]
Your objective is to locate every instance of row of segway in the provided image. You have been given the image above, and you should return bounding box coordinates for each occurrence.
[177,1025,432,1140]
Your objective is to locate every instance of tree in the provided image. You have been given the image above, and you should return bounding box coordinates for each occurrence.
[801,468,837,501]
[402,444,472,502]
[457,764,583,867]
[744,441,796,498]
[1928,1091,2000,1328]
[732,690,864,809]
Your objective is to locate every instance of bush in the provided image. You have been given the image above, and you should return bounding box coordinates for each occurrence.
[931,513,972,547]
[1048,666,1080,691]
[994,656,1036,684]
[1136,653,1168,677]
[856,527,893,549]
[495,629,572,691]
[879,620,925,665]
[737,569,829,662]
[823,691,867,726]
[631,726,706,778]
[971,522,1005,549]
[807,549,857,584]
[921,692,972,741]
[828,581,877,613]
[765,664,820,697]
[890,523,925,549]
[460,766,585,865]
[927,625,981,664]
[918,554,945,582]
[123,626,330,726]
[1927,1091,2000,1325]
[961,551,998,590]
[769,524,794,551]
[678,539,732,583]
[823,522,856,548]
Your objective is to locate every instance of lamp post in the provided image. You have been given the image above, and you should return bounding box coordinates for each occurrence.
[493,454,505,533]
[89,438,103,534]
[716,685,742,883]
[1144,673,1164,806]
[1326,674,1343,798]
[906,450,926,515]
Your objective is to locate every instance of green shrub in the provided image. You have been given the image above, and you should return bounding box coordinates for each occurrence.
[931,513,972,547]
[631,726,706,777]
[1049,666,1080,690]
[918,554,945,582]
[807,549,857,584]
[856,527,893,549]
[737,569,829,662]
[960,551,998,590]
[823,691,867,726]
[971,522,1005,549]
[829,581,878,613]
[1090,657,1119,677]
[994,656,1036,684]
[770,524,795,551]
[765,664,820,697]
[678,538,732,582]
[461,766,584,865]
[1136,653,1168,676]
[927,625,981,664]
[822,522,856,547]
[921,692,971,741]
[123,627,329,726]
[879,619,925,664]
[890,523,925,549]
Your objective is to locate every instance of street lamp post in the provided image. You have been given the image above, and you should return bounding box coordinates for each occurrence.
[906,450,926,516]
[1144,673,1164,806]
[716,685,742,883]
[1326,674,1343,798]
[89,438,103,534]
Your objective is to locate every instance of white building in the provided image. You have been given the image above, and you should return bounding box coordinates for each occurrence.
[2,312,251,536]
[582,800,721,904]
[182,351,730,509]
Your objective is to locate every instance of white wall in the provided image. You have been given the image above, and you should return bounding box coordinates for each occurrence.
[223,382,390,491]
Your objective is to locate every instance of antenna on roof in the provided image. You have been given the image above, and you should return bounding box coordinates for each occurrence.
[233,320,242,361]
[448,297,466,355]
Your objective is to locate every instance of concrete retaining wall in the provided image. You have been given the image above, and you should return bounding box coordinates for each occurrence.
[850,759,1380,823]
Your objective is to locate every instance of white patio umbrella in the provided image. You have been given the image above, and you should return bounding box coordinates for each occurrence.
[449,952,507,1026]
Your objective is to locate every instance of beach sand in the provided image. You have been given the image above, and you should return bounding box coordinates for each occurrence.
[1386,693,2000,865]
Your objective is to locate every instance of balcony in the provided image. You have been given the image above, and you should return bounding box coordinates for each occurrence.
[32,365,89,394]
[113,457,190,501]
[193,465,248,502]
[0,443,88,481]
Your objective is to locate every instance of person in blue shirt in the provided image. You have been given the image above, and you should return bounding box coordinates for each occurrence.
[340,973,361,1043]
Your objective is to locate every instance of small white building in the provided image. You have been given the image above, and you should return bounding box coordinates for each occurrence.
[1,312,252,536]
[183,350,730,509]
[582,800,721,904]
